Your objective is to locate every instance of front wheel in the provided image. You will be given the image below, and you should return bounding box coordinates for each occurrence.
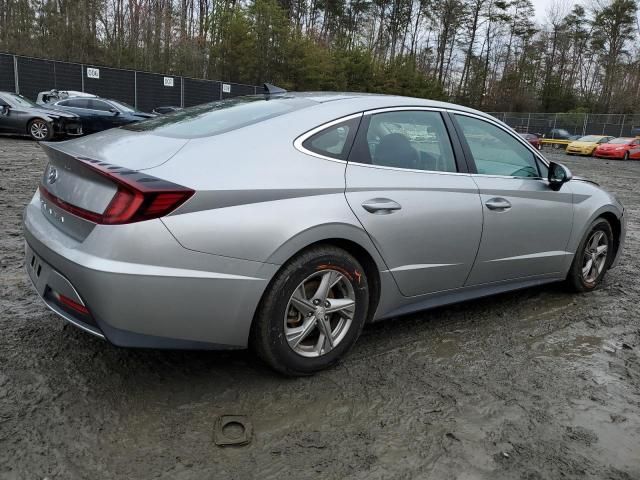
[623,151,630,161]
[251,246,369,376]
[565,219,614,292]
[28,118,53,141]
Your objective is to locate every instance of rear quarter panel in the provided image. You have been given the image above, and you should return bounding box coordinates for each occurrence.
[154,104,389,271]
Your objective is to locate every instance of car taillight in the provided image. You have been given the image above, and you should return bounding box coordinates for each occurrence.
[39,158,194,225]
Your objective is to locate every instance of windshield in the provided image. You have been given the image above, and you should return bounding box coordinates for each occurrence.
[578,135,602,142]
[123,96,316,138]
[5,93,38,108]
[608,138,633,144]
[109,100,135,113]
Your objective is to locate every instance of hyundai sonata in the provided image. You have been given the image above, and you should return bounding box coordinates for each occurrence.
[23,90,626,375]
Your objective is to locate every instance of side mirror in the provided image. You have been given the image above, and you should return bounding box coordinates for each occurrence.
[109,108,119,115]
[0,104,9,115]
[548,162,572,191]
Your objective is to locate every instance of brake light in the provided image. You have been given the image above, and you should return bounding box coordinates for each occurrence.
[39,158,194,225]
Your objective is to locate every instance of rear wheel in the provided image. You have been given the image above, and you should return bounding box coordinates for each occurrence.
[251,246,369,376]
[565,219,614,292]
[28,118,53,141]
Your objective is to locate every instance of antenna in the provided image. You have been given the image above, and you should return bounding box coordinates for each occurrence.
[263,83,287,96]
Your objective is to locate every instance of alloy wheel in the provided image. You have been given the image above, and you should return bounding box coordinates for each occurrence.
[30,120,49,140]
[284,269,356,358]
[582,230,608,284]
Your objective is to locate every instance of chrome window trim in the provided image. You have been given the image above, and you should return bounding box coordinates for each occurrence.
[363,106,447,115]
[293,113,363,164]
[294,106,551,179]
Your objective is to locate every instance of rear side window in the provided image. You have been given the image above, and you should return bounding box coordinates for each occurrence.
[455,114,539,178]
[124,96,317,138]
[301,117,360,160]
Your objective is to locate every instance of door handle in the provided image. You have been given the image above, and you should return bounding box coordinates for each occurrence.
[361,198,402,214]
[485,197,512,211]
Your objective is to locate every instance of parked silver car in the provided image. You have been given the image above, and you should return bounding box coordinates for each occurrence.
[23,92,626,375]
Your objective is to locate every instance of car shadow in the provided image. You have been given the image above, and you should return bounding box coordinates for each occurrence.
[39,281,581,390]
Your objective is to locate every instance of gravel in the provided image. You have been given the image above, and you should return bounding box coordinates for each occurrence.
[1,137,639,479]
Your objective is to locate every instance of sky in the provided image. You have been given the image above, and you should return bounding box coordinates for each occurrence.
[532,0,576,23]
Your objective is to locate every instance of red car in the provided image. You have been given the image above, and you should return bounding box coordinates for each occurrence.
[518,133,542,150]
[594,137,640,160]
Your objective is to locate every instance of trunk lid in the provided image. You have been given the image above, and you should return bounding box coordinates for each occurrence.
[37,130,190,240]
[44,128,189,170]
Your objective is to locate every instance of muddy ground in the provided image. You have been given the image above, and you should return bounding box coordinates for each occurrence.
[1,136,639,480]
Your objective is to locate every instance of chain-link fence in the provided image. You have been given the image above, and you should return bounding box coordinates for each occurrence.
[0,52,261,111]
[488,112,640,138]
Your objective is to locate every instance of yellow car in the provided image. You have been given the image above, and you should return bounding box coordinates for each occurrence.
[566,135,614,156]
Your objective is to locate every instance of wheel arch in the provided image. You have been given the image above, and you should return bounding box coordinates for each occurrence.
[598,210,622,263]
[250,231,386,345]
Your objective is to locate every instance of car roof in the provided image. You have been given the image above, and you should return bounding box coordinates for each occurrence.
[258,91,494,120]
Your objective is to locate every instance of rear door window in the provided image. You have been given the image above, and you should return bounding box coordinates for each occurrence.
[351,110,458,172]
[61,99,91,109]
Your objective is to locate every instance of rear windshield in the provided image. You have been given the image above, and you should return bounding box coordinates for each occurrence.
[608,138,633,144]
[123,96,316,138]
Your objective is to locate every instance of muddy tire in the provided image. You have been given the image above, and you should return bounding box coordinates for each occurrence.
[28,118,53,141]
[251,245,369,376]
[565,218,614,292]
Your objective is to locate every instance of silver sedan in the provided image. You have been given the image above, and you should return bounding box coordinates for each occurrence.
[23,90,626,375]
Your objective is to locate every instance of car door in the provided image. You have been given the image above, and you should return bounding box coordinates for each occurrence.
[0,94,29,133]
[452,113,574,286]
[0,95,16,133]
[87,99,122,131]
[630,139,640,159]
[343,109,483,297]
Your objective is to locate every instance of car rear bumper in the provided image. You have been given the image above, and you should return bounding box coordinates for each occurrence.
[23,192,278,349]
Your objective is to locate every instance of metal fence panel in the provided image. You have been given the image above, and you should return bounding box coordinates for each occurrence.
[221,82,257,99]
[135,72,182,111]
[489,112,640,138]
[53,61,82,91]
[2,52,263,110]
[183,78,221,106]
[16,56,55,100]
[83,65,136,106]
[0,54,15,92]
